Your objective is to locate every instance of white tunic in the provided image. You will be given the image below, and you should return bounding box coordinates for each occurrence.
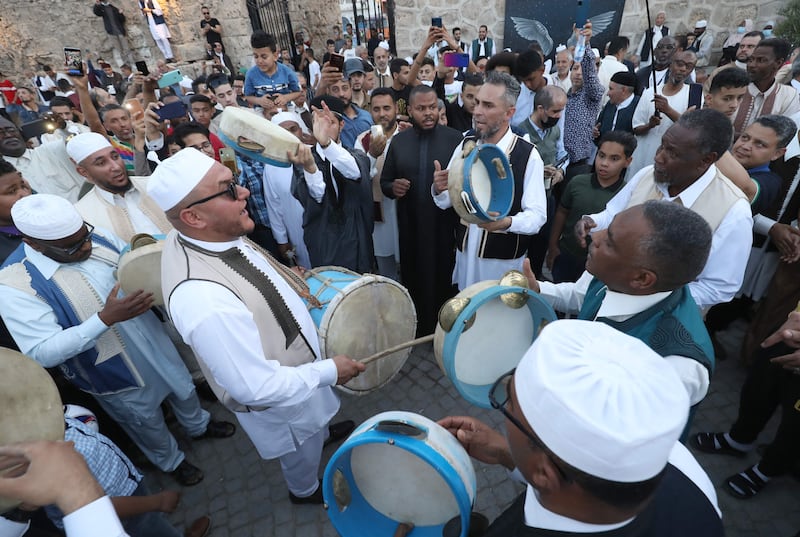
[262,163,311,269]
[167,234,340,459]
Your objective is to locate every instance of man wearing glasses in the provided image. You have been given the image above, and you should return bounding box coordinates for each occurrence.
[149,148,365,504]
[0,194,234,488]
[439,320,723,536]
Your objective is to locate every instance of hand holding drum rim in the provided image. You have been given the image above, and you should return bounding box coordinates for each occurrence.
[331,354,367,385]
[432,159,449,194]
[0,440,104,515]
[98,283,154,326]
[574,215,597,248]
[437,416,515,470]
[287,143,318,174]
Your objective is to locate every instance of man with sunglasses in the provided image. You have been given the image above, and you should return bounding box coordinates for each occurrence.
[0,194,234,488]
[439,320,723,536]
[149,148,365,505]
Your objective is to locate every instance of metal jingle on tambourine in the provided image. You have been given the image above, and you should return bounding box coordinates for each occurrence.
[129,233,158,249]
[498,270,530,309]
[438,297,471,332]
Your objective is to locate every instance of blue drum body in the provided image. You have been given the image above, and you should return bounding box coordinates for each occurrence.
[448,143,514,224]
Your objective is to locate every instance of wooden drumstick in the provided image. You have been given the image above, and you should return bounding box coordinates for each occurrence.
[359,334,435,366]
[393,522,415,537]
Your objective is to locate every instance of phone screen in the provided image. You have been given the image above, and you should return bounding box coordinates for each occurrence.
[64,47,84,76]
[444,52,470,68]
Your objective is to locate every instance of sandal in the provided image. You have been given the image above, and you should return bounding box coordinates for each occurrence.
[725,466,769,499]
[691,432,748,457]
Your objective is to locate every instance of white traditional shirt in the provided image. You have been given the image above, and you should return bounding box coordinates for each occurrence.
[588,165,753,309]
[433,127,547,289]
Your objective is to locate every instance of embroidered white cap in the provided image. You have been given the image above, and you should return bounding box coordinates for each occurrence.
[514,320,689,482]
[147,147,217,211]
[695,20,708,28]
[271,111,309,134]
[12,194,84,240]
[66,132,112,164]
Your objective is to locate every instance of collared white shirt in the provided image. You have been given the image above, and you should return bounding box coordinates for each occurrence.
[94,184,163,236]
[588,165,753,309]
[302,141,360,202]
[611,93,636,130]
[538,271,709,405]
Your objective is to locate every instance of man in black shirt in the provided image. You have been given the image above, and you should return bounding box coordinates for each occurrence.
[199,6,224,50]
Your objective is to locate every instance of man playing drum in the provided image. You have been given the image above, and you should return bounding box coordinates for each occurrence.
[526,201,715,412]
[439,320,724,536]
[433,71,547,290]
[148,148,365,505]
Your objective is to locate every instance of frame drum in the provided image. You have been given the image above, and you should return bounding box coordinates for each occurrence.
[448,143,514,224]
[217,106,301,167]
[304,267,416,395]
[117,233,165,306]
[434,281,557,408]
[0,348,65,511]
[323,411,476,537]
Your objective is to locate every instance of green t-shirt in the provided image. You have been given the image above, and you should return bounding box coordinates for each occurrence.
[558,173,626,257]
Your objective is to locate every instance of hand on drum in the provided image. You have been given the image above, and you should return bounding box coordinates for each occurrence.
[478,213,511,232]
[99,283,154,326]
[287,143,318,174]
[574,215,597,248]
[432,160,449,194]
[437,416,515,470]
[332,354,367,385]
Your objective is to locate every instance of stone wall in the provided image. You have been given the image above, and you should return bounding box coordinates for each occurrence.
[0,0,337,83]
[391,0,788,61]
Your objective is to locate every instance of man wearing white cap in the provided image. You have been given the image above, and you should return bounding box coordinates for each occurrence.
[263,111,314,269]
[0,194,235,487]
[439,320,723,536]
[688,20,714,68]
[69,132,171,242]
[148,148,365,504]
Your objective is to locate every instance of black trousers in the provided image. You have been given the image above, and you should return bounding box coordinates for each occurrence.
[729,342,800,476]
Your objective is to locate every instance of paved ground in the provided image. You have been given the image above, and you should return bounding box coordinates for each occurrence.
[143,319,800,537]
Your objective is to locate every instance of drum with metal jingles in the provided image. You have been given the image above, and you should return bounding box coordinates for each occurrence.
[0,348,66,512]
[448,141,514,224]
[434,271,557,408]
[304,267,416,395]
[217,106,302,167]
[117,233,166,306]
[323,411,478,537]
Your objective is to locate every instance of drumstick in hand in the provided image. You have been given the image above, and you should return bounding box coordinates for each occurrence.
[359,334,435,365]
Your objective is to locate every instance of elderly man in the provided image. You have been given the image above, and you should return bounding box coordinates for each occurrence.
[595,70,640,138]
[529,201,715,410]
[635,35,679,94]
[147,148,365,504]
[551,47,572,93]
[576,109,753,310]
[636,10,669,69]
[0,195,235,487]
[0,116,87,202]
[288,95,373,272]
[439,320,723,535]
[70,133,171,241]
[434,71,547,289]
[687,19,714,68]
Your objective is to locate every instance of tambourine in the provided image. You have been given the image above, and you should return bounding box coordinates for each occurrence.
[117,233,165,306]
[323,411,477,537]
[0,348,65,512]
[448,141,514,224]
[217,106,301,167]
[434,271,557,408]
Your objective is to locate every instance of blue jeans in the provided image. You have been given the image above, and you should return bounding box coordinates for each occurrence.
[122,482,182,537]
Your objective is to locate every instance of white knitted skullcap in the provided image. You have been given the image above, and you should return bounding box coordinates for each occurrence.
[12,194,84,240]
[147,148,216,211]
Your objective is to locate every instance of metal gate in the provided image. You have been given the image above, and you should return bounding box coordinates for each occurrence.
[342,0,395,53]
[246,0,296,54]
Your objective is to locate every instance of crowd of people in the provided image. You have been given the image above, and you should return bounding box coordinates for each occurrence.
[0,7,799,537]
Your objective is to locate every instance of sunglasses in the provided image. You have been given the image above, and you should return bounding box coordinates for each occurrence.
[186,181,238,208]
[489,369,572,482]
[41,223,95,256]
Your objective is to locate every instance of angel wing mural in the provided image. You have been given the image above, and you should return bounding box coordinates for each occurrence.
[504,0,624,56]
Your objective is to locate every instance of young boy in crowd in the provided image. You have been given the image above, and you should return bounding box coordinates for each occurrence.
[546,131,637,283]
[703,67,750,118]
[244,31,302,115]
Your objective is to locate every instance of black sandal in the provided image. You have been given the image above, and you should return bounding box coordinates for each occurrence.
[725,466,769,499]
[691,432,748,457]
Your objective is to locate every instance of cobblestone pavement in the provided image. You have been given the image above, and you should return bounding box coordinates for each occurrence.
[143,320,800,537]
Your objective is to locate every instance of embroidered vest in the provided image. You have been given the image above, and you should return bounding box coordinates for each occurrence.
[161,231,317,410]
[75,177,172,242]
[0,236,144,395]
[454,135,535,260]
[627,167,746,232]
